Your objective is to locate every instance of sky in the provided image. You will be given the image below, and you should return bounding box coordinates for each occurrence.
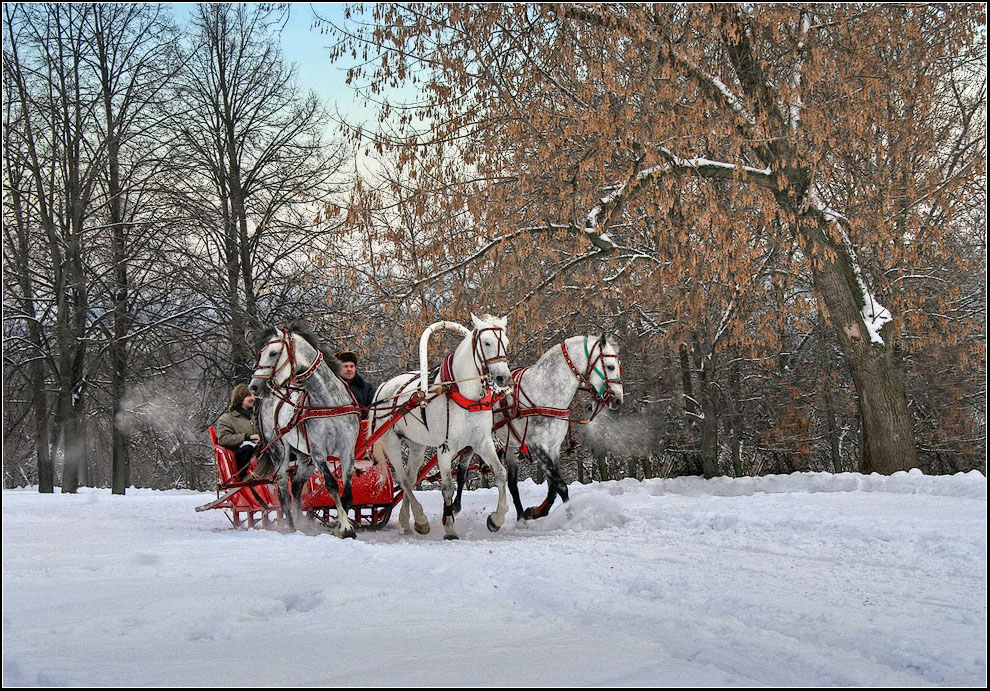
[168,2,380,127]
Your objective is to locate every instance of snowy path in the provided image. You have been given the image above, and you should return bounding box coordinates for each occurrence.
[2,470,986,686]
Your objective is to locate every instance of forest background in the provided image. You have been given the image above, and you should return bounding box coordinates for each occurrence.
[2,3,986,494]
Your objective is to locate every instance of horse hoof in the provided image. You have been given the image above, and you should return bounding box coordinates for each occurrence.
[522,507,543,520]
[443,533,459,541]
[486,515,501,533]
[414,522,430,535]
[339,527,357,539]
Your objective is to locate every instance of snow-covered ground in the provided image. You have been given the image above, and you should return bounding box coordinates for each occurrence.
[2,470,986,687]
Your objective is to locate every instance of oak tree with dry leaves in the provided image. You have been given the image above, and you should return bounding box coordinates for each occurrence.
[321,3,985,475]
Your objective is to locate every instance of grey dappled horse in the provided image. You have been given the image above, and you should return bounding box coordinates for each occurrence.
[460,334,624,520]
[249,323,361,537]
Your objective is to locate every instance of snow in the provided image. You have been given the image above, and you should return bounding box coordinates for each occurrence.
[649,151,772,178]
[3,470,986,687]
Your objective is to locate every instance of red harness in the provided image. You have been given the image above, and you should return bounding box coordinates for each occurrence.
[441,353,503,412]
[494,338,623,456]
[492,367,570,454]
[439,324,509,412]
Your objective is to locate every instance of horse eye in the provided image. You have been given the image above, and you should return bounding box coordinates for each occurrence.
[607,365,615,372]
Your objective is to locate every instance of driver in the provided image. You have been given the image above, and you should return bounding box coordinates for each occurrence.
[336,350,375,418]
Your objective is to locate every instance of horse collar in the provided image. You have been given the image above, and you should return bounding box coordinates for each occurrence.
[442,353,502,412]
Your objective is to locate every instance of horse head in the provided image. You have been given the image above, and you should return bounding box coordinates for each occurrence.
[470,313,512,394]
[588,333,624,410]
[248,322,322,395]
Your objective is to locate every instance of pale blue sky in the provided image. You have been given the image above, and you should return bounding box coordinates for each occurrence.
[168,2,376,125]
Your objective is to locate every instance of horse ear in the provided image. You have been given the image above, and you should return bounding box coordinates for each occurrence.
[601,330,609,347]
[496,314,508,329]
[253,327,276,353]
[471,313,482,329]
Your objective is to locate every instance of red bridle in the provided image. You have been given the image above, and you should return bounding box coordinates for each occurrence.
[560,336,623,406]
[252,329,323,389]
[443,325,510,412]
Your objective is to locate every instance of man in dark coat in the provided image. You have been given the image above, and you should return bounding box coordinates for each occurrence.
[336,350,376,418]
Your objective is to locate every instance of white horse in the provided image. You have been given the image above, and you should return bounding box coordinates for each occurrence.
[460,334,624,520]
[248,322,361,538]
[370,314,512,539]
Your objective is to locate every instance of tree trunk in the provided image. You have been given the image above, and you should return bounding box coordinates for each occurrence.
[595,449,608,481]
[640,457,653,479]
[729,362,743,477]
[800,219,918,474]
[8,183,54,492]
[691,342,720,479]
[818,314,843,473]
[60,230,89,493]
[101,66,131,495]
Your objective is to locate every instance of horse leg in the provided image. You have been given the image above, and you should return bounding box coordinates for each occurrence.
[452,450,471,515]
[522,446,566,519]
[316,457,356,539]
[335,438,358,538]
[277,471,295,532]
[504,448,527,520]
[404,442,430,534]
[473,438,509,533]
[290,468,308,527]
[437,448,460,540]
[377,434,429,535]
[373,437,408,533]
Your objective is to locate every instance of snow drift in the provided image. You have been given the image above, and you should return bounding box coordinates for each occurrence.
[2,470,985,686]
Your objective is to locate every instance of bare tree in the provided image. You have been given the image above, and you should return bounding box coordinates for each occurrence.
[171,3,348,382]
[85,3,181,494]
[4,3,106,492]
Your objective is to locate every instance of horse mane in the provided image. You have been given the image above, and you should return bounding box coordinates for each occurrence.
[252,326,278,354]
[287,320,342,376]
[473,312,508,330]
[252,322,342,376]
